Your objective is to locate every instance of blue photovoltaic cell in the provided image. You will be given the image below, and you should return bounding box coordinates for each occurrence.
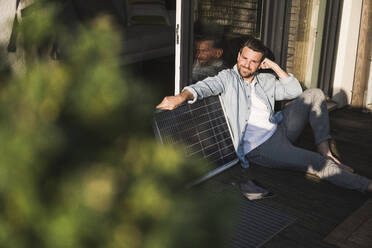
[153,96,237,168]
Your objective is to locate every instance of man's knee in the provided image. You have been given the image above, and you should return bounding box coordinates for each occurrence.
[303,88,325,98]
[301,88,326,104]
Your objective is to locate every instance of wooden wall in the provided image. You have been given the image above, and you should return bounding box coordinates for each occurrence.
[351,0,372,109]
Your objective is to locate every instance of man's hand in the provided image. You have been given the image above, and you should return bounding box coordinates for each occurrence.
[156,90,194,110]
[156,95,184,110]
[259,58,289,79]
[259,58,277,70]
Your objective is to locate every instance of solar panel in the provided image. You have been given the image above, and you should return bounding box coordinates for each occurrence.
[154,95,239,185]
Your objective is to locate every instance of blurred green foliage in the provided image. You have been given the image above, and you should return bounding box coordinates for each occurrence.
[0,2,238,248]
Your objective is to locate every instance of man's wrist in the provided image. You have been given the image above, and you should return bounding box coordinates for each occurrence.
[272,64,289,79]
[177,93,187,102]
[179,89,194,101]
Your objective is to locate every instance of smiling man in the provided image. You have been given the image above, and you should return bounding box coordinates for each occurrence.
[157,36,372,193]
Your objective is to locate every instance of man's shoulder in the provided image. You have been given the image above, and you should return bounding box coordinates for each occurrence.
[212,60,227,69]
[215,67,238,78]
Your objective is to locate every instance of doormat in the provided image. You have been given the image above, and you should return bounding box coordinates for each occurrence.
[228,197,296,248]
[324,198,372,248]
[203,182,296,248]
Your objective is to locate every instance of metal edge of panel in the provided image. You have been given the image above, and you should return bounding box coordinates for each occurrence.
[152,112,164,145]
[186,158,239,188]
[185,95,239,188]
[218,95,236,147]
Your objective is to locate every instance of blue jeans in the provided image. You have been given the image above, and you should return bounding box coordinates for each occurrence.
[246,89,371,192]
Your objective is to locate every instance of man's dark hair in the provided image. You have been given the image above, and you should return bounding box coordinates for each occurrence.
[195,35,225,50]
[239,36,267,60]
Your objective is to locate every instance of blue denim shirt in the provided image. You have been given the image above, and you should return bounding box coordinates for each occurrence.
[184,65,303,168]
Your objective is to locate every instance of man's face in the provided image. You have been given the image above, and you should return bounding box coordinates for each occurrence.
[237,47,263,81]
[194,40,221,66]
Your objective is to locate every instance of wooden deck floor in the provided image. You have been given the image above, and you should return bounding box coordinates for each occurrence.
[206,107,372,248]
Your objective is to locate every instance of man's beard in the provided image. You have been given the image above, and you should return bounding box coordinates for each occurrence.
[198,59,214,67]
[238,66,254,79]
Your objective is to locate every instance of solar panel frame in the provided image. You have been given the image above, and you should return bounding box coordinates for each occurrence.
[153,95,239,185]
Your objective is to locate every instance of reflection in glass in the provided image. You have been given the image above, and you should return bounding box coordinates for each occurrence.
[191,0,263,82]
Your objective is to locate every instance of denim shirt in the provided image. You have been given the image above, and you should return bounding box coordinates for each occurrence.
[183,65,303,168]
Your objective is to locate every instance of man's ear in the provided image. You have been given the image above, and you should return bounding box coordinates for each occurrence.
[215,48,223,59]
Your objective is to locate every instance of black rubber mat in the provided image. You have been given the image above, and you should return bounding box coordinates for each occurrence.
[229,198,296,248]
[200,182,296,248]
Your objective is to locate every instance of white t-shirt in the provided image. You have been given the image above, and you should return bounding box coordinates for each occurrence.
[243,82,277,154]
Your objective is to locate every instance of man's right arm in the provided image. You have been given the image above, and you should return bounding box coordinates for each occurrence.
[157,69,228,110]
[156,89,194,110]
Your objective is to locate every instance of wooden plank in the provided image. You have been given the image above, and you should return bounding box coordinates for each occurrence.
[262,235,302,248]
[324,198,372,248]
[349,218,372,247]
[276,224,336,248]
[351,0,372,107]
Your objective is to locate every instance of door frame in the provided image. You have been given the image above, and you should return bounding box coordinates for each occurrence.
[174,0,194,94]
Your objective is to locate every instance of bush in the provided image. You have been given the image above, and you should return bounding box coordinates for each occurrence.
[0,2,237,248]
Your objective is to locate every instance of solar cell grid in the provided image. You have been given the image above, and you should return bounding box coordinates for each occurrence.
[154,96,238,169]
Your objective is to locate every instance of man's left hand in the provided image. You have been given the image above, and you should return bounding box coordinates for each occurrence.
[259,58,290,79]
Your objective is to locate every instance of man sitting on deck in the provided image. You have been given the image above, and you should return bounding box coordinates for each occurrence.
[157,36,372,193]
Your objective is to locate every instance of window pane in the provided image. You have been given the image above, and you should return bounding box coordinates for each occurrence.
[191,0,263,83]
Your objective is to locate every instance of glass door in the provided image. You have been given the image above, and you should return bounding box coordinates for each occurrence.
[175,0,344,99]
[175,0,263,93]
